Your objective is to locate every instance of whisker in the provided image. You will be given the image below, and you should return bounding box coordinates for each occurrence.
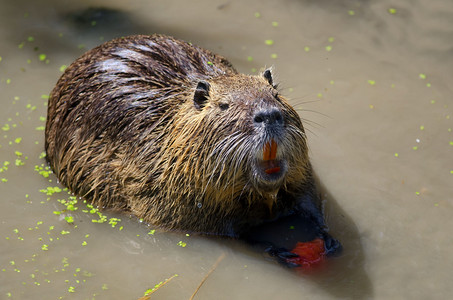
[238,177,253,203]
[286,125,306,140]
[202,132,246,197]
[297,109,332,119]
[300,118,325,129]
[290,99,322,108]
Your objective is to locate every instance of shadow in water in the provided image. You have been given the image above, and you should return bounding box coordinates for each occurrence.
[2,2,161,59]
[238,176,373,299]
[60,7,154,43]
[307,178,373,299]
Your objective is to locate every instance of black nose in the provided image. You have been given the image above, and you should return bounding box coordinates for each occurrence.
[253,108,284,126]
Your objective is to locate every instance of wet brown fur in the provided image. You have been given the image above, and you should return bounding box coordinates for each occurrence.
[45,34,317,236]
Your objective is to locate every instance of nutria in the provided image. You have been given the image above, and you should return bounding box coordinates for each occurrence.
[45,34,340,261]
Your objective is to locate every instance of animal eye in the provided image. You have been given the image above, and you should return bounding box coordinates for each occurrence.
[219,103,229,110]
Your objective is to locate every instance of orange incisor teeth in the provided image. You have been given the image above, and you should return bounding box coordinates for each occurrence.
[265,166,280,174]
[263,140,280,174]
[263,139,278,161]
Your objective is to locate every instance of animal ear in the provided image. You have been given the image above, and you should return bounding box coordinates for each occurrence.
[263,68,274,86]
[194,80,210,109]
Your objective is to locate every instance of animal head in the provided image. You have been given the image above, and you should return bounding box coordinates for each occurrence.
[157,69,310,210]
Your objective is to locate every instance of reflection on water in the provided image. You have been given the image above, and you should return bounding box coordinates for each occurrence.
[1,0,452,299]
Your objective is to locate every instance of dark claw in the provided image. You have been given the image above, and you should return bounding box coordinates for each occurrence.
[266,247,298,258]
[322,233,342,257]
[278,258,301,269]
[265,246,301,268]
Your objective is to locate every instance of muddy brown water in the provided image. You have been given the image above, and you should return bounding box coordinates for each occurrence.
[1,0,452,299]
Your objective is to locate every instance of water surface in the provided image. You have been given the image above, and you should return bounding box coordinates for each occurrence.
[1,0,452,299]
